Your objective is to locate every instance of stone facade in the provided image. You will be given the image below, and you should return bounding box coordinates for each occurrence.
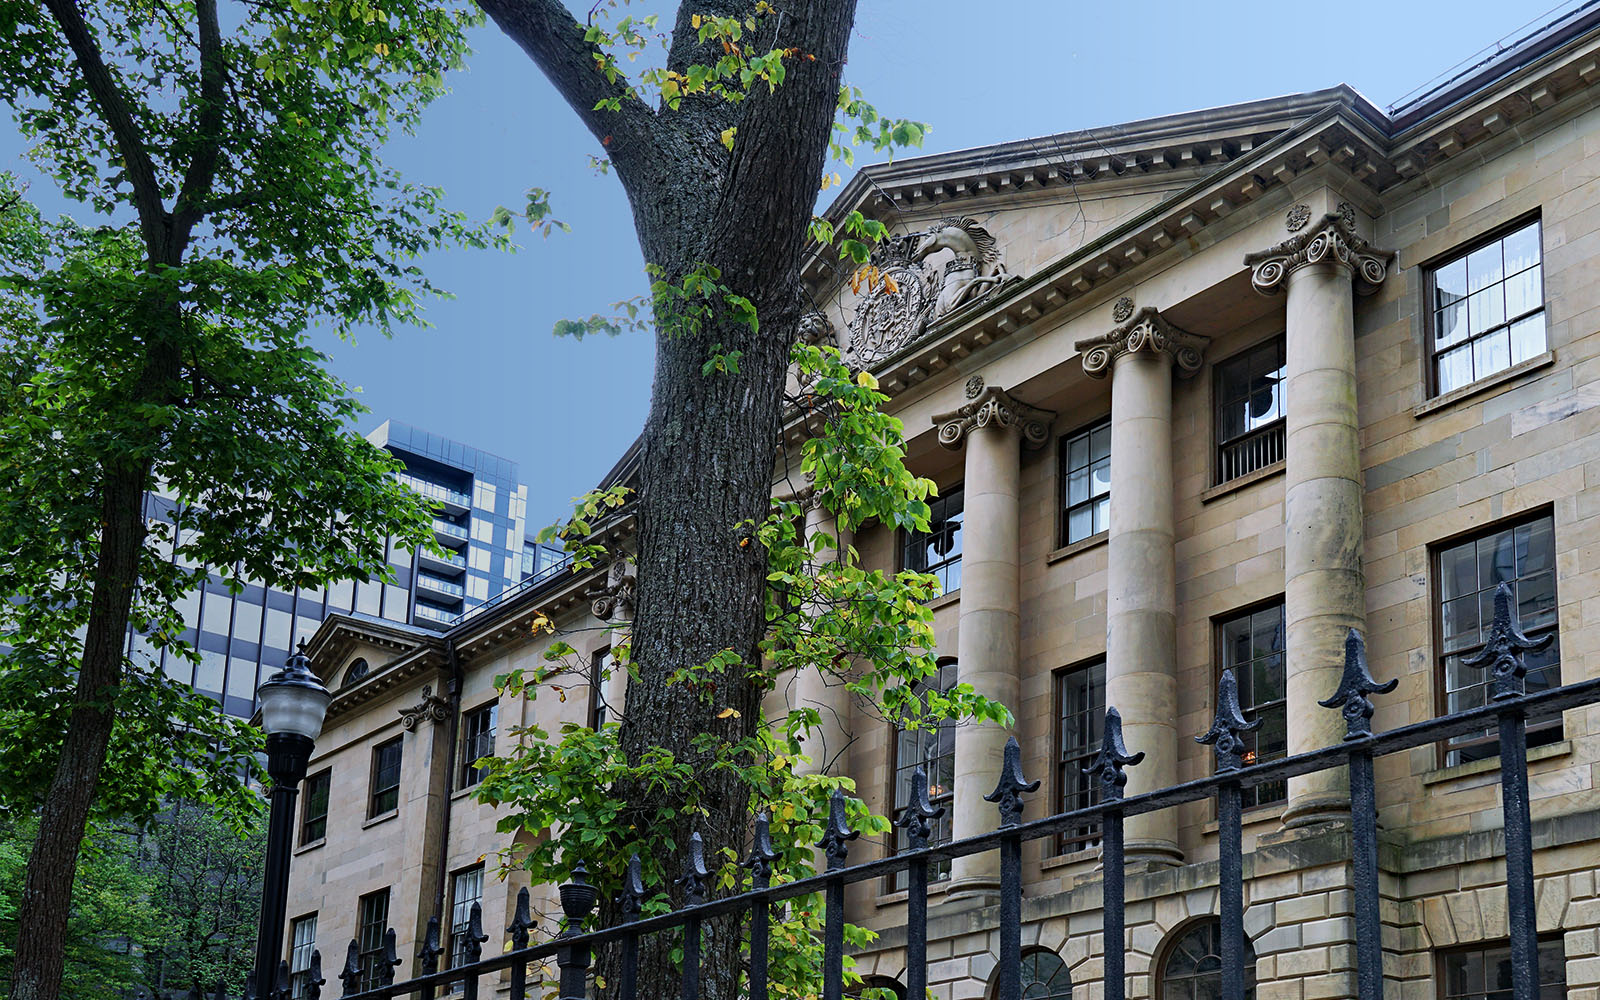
[285,20,1600,1000]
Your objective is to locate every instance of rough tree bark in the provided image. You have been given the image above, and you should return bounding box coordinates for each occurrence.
[478,2,857,996]
[10,3,222,998]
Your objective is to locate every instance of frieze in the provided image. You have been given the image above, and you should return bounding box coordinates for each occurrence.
[1243,211,1394,295]
[932,381,1055,450]
[1075,305,1208,379]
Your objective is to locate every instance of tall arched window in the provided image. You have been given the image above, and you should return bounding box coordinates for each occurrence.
[890,658,956,890]
[341,657,369,689]
[1159,919,1256,1000]
[1018,949,1072,1000]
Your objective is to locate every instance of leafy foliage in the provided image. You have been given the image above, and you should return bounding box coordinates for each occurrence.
[477,343,1008,998]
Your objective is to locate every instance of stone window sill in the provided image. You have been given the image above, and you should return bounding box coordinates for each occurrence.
[294,838,326,857]
[927,589,961,612]
[874,878,953,909]
[362,810,399,830]
[1039,845,1101,871]
[1202,800,1286,834]
[1200,461,1285,504]
[1046,531,1109,565]
[1420,739,1571,786]
[1412,351,1556,418]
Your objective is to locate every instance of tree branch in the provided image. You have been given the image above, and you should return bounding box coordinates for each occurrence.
[476,0,657,165]
[41,0,169,257]
[171,0,227,254]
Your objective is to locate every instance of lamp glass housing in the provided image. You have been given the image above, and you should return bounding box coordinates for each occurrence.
[258,674,331,740]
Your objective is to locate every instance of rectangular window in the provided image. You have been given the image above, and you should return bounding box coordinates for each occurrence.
[1215,337,1286,484]
[1217,602,1287,808]
[459,703,497,788]
[1056,659,1106,852]
[1436,513,1561,766]
[890,661,957,892]
[448,866,486,983]
[300,769,331,845]
[289,914,318,1000]
[1439,936,1566,1000]
[589,647,613,730]
[356,890,390,992]
[1060,421,1111,546]
[903,486,964,596]
[369,737,402,817]
[1429,218,1545,396]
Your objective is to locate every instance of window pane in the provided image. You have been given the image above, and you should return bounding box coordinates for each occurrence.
[1434,257,1468,311]
[1472,329,1511,380]
[1436,301,1468,348]
[1438,343,1474,394]
[1089,457,1110,498]
[1504,264,1541,318]
[1503,223,1541,275]
[1467,240,1504,292]
[1509,313,1546,365]
[1468,286,1505,338]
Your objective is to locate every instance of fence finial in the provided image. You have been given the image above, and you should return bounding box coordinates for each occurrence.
[338,940,361,997]
[894,768,945,849]
[464,902,491,961]
[558,862,599,933]
[305,950,325,1000]
[508,886,534,948]
[417,915,443,976]
[377,928,401,986]
[1083,707,1145,800]
[276,960,292,1000]
[676,832,710,905]
[1318,629,1398,739]
[743,810,780,885]
[212,977,228,1000]
[619,853,647,921]
[1463,581,1554,701]
[984,735,1041,827]
[1197,668,1262,772]
[818,787,859,869]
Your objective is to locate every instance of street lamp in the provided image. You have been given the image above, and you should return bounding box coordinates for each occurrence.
[252,642,332,999]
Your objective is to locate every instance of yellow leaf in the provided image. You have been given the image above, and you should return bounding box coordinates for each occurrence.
[373,42,390,57]
[883,274,899,294]
[720,126,736,150]
[717,707,741,719]
[691,13,702,27]
[856,371,878,389]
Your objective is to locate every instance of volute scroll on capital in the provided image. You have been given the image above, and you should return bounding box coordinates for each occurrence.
[931,375,1056,451]
[1242,210,1395,296]
[1073,305,1209,380]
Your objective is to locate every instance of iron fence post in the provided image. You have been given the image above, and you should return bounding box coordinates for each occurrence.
[984,737,1039,1000]
[1085,707,1144,1000]
[507,887,534,1000]
[415,916,442,1000]
[819,788,859,1000]
[1199,668,1261,1000]
[676,834,710,1000]
[556,864,599,1000]
[617,855,646,1000]
[743,812,780,1000]
[895,768,944,1000]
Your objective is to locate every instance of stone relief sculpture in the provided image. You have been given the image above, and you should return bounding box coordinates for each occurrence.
[588,557,636,622]
[846,217,1017,367]
[399,684,450,731]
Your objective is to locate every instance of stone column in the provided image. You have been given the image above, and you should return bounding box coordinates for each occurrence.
[1245,203,1392,828]
[1076,307,1206,867]
[932,377,1054,896]
[794,493,854,775]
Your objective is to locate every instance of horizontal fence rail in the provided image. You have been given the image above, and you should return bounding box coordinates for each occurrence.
[254,583,1598,1000]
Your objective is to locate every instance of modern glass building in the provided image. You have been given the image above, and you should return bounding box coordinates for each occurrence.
[132,419,566,718]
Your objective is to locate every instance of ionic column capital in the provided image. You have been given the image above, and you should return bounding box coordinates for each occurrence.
[1074,306,1208,380]
[932,376,1055,451]
[1243,210,1395,295]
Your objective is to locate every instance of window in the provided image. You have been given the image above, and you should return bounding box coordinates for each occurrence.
[1217,603,1287,808]
[289,914,318,1000]
[356,890,390,992]
[300,769,331,845]
[1017,950,1072,1000]
[459,703,497,788]
[1436,513,1561,766]
[1056,659,1106,852]
[589,647,613,730]
[369,737,402,817]
[1159,920,1255,1000]
[890,659,957,891]
[903,486,964,595]
[1429,218,1545,396]
[1215,338,1286,484]
[342,658,370,689]
[1439,937,1566,1000]
[1060,420,1111,546]
[448,866,485,987]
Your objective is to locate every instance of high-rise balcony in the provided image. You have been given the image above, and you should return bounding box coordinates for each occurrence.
[397,473,472,513]
[432,518,470,548]
[416,573,466,603]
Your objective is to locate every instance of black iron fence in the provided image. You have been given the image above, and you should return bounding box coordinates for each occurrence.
[259,583,1600,1000]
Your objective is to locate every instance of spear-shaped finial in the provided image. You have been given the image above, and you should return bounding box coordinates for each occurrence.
[1197,668,1262,772]
[275,960,292,1000]
[1463,581,1555,701]
[1317,629,1398,740]
[983,735,1041,827]
[619,853,647,921]
[1082,707,1145,800]
[818,787,859,870]
[676,832,710,905]
[508,886,534,949]
[305,950,325,1000]
[377,929,401,986]
[338,939,361,997]
[463,902,490,962]
[893,768,946,849]
[743,810,781,886]
[417,916,443,977]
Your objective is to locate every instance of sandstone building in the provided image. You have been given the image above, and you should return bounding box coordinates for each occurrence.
[282,13,1600,1000]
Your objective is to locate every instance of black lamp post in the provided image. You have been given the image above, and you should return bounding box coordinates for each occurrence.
[252,643,332,999]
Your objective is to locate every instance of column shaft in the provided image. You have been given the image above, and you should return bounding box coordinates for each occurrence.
[795,499,853,775]
[1282,260,1365,827]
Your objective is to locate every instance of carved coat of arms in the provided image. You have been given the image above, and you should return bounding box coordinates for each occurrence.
[847,217,1016,367]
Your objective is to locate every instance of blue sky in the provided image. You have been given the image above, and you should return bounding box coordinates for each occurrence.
[0,1,1579,530]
